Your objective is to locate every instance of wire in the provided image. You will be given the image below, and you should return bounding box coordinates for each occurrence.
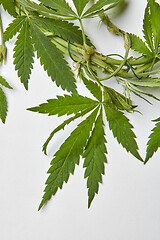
[107,53,141,79]
[67,40,78,63]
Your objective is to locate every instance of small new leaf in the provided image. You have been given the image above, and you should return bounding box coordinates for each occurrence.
[103,86,133,112]
[13,19,34,90]
[104,106,142,161]
[83,109,107,208]
[145,118,160,164]
[39,107,99,210]
[30,21,77,93]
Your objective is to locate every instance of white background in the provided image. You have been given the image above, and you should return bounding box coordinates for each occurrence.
[0,0,160,239]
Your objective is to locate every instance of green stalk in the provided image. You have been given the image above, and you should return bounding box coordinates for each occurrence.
[52,36,84,56]
[79,18,87,46]
[51,37,81,63]
[99,46,130,81]
[50,35,151,80]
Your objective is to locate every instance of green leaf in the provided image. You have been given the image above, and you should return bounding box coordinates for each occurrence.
[73,0,90,16]
[39,0,76,16]
[148,0,160,53]
[0,87,7,123]
[30,21,77,93]
[18,0,68,19]
[83,109,107,207]
[82,0,119,17]
[13,19,34,90]
[103,86,133,112]
[145,117,160,164]
[81,76,102,102]
[0,76,12,89]
[127,82,160,103]
[104,106,142,161]
[38,107,99,210]
[28,94,98,116]
[0,0,17,17]
[128,78,160,88]
[42,106,97,155]
[30,16,86,45]
[143,5,154,52]
[129,33,153,57]
[4,16,26,42]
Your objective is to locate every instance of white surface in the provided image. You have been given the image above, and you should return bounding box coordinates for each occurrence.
[1,0,160,239]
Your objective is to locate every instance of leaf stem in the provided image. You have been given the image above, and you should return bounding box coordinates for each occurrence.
[79,18,87,46]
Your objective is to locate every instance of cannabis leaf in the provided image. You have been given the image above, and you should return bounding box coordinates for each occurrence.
[148,0,160,53]
[28,70,144,209]
[0,87,7,123]
[30,16,88,45]
[145,118,160,164]
[28,93,99,154]
[39,0,76,16]
[126,81,160,103]
[82,0,119,18]
[13,19,34,90]
[129,33,153,57]
[103,86,133,112]
[0,76,12,123]
[38,107,99,210]
[28,94,98,116]
[81,76,102,102]
[4,16,26,42]
[143,5,154,52]
[30,21,77,93]
[72,0,90,16]
[0,76,12,89]
[0,73,12,123]
[83,108,107,208]
[0,0,17,17]
[104,106,142,161]
[42,106,96,155]
[17,0,69,20]
[128,78,160,88]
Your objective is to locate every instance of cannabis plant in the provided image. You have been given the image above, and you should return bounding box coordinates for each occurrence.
[0,0,160,210]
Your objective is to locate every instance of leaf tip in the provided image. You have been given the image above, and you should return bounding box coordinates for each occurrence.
[38,199,45,211]
[42,145,47,156]
[27,107,39,112]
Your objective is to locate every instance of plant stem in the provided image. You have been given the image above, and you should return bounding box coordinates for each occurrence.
[99,46,130,81]
[49,35,155,80]
[79,18,87,46]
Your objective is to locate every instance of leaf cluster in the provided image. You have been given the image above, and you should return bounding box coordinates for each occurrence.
[1,0,160,209]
